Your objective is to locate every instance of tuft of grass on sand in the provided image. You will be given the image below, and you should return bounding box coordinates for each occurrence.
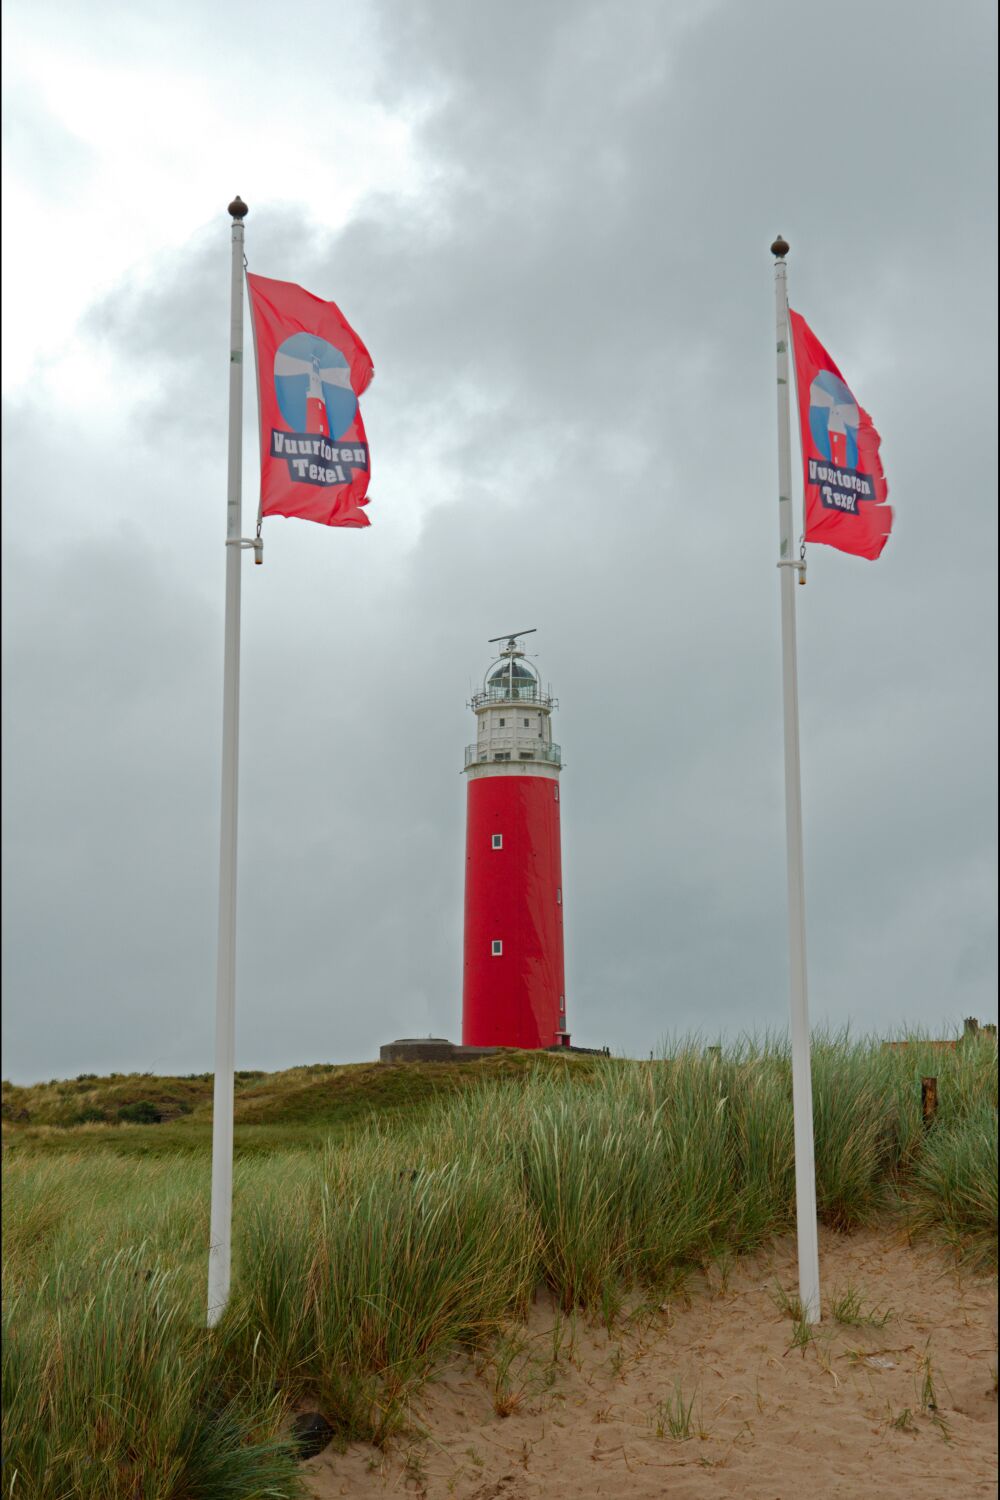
[830,1284,893,1328]
[653,1381,699,1439]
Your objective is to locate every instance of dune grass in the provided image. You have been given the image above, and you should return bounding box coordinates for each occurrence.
[906,1099,998,1271]
[2,1031,996,1495]
[227,1145,539,1441]
[2,1248,304,1500]
[1,1051,592,1135]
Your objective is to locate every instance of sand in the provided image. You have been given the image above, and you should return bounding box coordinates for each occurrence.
[303,1228,997,1499]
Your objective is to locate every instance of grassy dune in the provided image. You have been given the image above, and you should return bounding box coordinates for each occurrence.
[2,1033,996,1498]
[1,1051,592,1156]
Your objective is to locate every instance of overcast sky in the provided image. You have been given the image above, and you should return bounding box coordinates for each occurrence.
[2,0,996,1084]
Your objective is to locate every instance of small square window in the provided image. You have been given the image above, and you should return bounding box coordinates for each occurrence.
[523,718,529,727]
[492,834,503,849]
[499,717,505,727]
[491,940,503,956]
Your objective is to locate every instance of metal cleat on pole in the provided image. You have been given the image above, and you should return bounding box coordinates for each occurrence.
[776,557,807,584]
[224,537,264,565]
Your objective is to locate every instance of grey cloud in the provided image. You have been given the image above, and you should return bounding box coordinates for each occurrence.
[1,83,96,200]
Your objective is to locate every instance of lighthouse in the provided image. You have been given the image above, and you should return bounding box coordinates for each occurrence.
[462,632,569,1050]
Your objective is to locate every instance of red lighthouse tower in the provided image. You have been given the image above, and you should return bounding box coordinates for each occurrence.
[462,632,569,1050]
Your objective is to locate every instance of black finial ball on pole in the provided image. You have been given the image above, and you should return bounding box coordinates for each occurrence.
[771,234,789,258]
[228,195,249,220]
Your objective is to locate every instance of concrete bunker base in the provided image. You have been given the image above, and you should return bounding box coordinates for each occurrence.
[378,1037,609,1064]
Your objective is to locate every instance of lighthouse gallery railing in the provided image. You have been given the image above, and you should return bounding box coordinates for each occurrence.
[470,685,557,711]
[464,742,562,768]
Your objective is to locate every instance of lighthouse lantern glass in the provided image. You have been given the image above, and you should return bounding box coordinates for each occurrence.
[487,656,538,700]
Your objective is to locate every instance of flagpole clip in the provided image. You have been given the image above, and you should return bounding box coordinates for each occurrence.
[226,536,264,566]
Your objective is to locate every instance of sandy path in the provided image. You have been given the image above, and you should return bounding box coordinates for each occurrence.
[304,1229,997,1499]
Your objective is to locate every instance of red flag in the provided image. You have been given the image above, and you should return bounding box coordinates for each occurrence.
[247,273,374,528]
[789,309,891,560]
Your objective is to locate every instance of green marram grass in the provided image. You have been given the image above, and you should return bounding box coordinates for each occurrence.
[2,1247,304,1500]
[906,1099,998,1271]
[2,1031,996,1496]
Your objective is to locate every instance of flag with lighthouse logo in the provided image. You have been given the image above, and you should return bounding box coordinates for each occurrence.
[247,273,374,528]
[789,309,892,560]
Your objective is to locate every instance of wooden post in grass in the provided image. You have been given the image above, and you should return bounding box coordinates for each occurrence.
[921,1076,938,1130]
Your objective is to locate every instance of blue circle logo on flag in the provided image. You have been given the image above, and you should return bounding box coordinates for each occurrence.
[274,333,357,439]
[808,370,860,468]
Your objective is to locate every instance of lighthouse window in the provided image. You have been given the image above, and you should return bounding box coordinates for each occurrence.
[557,888,562,904]
[491,940,503,956]
[492,834,503,849]
[523,718,530,727]
[554,786,559,802]
[498,718,505,726]
[494,752,510,761]
[559,996,565,1014]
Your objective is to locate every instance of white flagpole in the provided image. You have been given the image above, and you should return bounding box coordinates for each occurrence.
[207,195,249,1327]
[771,234,821,1323]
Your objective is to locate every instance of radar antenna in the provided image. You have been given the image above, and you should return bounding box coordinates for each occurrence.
[488,628,537,650]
